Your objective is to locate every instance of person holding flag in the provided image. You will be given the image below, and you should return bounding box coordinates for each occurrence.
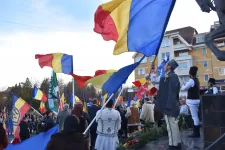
[154,59,181,150]
[0,122,8,150]
[87,98,100,150]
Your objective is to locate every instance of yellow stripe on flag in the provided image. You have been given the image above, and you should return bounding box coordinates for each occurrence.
[83,102,87,113]
[15,98,26,110]
[35,89,43,100]
[101,0,132,55]
[139,78,147,85]
[86,70,117,89]
[52,53,63,73]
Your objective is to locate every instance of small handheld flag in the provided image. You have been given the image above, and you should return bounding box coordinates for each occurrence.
[32,86,47,102]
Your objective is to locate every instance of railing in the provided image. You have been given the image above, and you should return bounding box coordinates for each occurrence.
[205,133,225,150]
[217,42,225,47]
[174,43,188,51]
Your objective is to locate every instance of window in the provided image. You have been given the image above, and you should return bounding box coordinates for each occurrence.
[204,74,209,82]
[178,51,188,57]
[196,35,205,43]
[202,48,207,54]
[218,68,225,76]
[180,76,190,82]
[149,56,153,62]
[203,60,208,68]
[137,68,145,75]
[179,62,188,69]
[161,52,170,60]
[161,39,170,47]
[135,57,147,63]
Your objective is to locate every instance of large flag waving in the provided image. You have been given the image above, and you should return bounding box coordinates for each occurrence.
[94,0,176,56]
[102,56,145,93]
[48,71,59,113]
[35,53,73,75]
[5,125,58,150]
[71,70,117,88]
[32,86,47,102]
[12,94,31,138]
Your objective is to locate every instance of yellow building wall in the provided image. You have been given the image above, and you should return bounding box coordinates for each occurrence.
[134,53,158,81]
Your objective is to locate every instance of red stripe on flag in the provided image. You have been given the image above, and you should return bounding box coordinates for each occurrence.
[35,54,53,68]
[70,70,108,88]
[94,6,118,42]
[132,81,142,88]
[41,93,47,103]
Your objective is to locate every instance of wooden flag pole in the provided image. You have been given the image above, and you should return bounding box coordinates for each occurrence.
[113,86,124,109]
[72,78,75,107]
[30,106,43,117]
[83,93,114,135]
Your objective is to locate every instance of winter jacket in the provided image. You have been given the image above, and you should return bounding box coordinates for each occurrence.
[57,109,71,132]
[0,132,8,150]
[155,71,180,117]
[46,132,86,150]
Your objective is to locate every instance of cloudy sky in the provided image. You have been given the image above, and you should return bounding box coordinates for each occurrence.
[0,0,218,90]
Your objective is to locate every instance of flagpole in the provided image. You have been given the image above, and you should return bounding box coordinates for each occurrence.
[113,86,124,109]
[30,106,43,117]
[83,93,114,135]
[72,78,75,107]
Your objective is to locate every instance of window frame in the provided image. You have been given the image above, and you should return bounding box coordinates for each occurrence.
[203,60,208,68]
[202,48,207,55]
[204,74,209,82]
[179,62,188,70]
[137,68,145,75]
[218,68,225,76]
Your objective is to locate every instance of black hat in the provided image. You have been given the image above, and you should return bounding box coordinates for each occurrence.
[189,66,198,76]
[167,59,179,70]
[208,78,216,84]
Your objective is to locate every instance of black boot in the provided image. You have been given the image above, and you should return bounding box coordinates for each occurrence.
[167,145,181,150]
[188,125,200,138]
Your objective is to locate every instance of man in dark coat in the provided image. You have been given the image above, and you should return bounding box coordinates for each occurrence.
[87,98,100,150]
[19,117,30,142]
[154,59,181,150]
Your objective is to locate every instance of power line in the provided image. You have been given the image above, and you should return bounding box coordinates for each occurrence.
[0,19,61,32]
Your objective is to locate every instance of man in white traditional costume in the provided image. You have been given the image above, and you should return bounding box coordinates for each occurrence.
[95,99,121,150]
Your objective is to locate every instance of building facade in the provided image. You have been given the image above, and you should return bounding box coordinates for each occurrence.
[133,21,225,92]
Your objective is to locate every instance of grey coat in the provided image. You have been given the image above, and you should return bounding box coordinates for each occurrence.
[154,71,180,118]
[57,109,71,132]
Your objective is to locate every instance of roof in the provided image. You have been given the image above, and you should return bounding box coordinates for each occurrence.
[165,26,197,44]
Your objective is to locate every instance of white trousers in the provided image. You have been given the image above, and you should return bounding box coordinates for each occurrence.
[186,99,200,126]
[165,115,181,146]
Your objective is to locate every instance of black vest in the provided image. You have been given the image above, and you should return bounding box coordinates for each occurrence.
[187,77,200,99]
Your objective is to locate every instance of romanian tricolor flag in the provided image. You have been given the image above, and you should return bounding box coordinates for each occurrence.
[32,86,47,102]
[12,94,31,138]
[39,102,46,113]
[35,53,73,75]
[71,70,117,88]
[94,0,175,56]
[132,78,147,88]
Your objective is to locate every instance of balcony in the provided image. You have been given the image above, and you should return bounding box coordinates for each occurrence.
[217,42,225,47]
[174,55,193,76]
[173,44,189,51]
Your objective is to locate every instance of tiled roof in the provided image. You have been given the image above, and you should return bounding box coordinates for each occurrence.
[166,26,197,44]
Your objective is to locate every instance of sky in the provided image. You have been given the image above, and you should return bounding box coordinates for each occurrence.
[0,0,218,90]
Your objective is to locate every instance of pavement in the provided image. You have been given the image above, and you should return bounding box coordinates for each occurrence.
[137,129,204,150]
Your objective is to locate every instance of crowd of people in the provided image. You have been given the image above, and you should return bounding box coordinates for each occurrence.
[0,59,221,150]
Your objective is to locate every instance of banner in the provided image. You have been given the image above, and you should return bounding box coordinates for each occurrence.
[48,71,59,113]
